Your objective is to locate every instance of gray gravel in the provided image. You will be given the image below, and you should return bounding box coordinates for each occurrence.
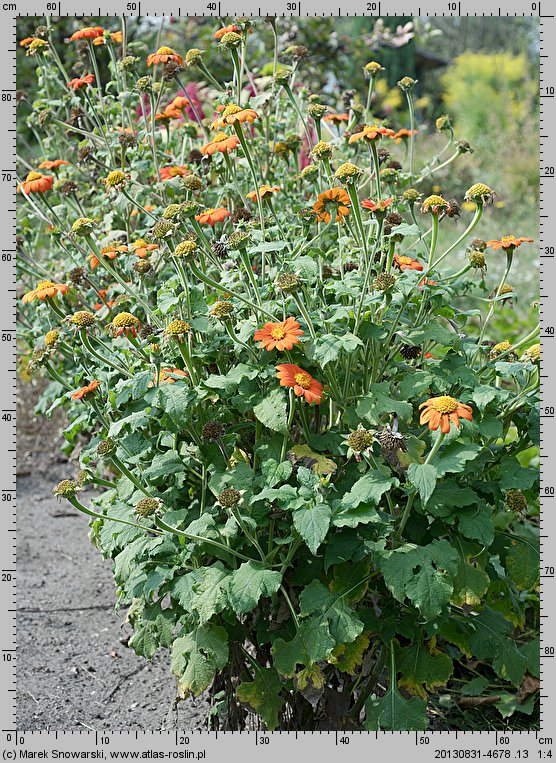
[16,380,209,731]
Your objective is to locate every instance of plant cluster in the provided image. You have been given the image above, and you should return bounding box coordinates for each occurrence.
[17,17,540,731]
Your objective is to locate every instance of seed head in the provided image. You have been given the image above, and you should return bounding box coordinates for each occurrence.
[69,310,96,328]
[181,174,203,191]
[165,319,191,337]
[211,300,234,320]
[522,343,540,365]
[227,230,250,251]
[151,219,175,240]
[465,182,494,204]
[275,272,301,294]
[307,103,328,120]
[71,217,96,237]
[400,344,422,360]
[373,272,396,292]
[202,420,226,441]
[185,47,204,66]
[173,240,197,260]
[346,429,373,453]
[44,329,60,347]
[403,188,420,203]
[311,140,333,159]
[53,479,79,498]
[118,55,140,72]
[334,162,363,182]
[377,426,407,453]
[435,114,452,132]
[505,489,527,514]
[230,206,252,225]
[469,250,486,270]
[97,438,115,456]
[135,76,152,93]
[397,76,417,91]
[135,497,160,517]
[218,488,241,508]
[133,259,152,275]
[220,31,242,48]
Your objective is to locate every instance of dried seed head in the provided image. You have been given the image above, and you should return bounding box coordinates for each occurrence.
[201,420,226,441]
[275,272,301,293]
[400,344,422,360]
[377,426,407,453]
[97,438,115,456]
[230,206,252,225]
[173,240,197,260]
[151,219,175,240]
[211,238,229,258]
[218,488,241,508]
[505,489,527,514]
[133,259,152,275]
[69,267,85,285]
[181,174,203,191]
[227,230,250,251]
[346,429,374,453]
[210,300,234,320]
[135,497,160,517]
[53,479,79,498]
[373,272,396,292]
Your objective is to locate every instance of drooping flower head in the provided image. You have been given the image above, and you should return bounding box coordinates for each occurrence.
[22,280,69,303]
[67,74,95,90]
[112,312,140,338]
[147,46,184,67]
[87,244,128,270]
[313,188,351,224]
[71,380,100,401]
[37,159,69,170]
[361,197,393,214]
[276,364,324,405]
[70,27,104,41]
[419,396,473,434]
[214,24,240,39]
[18,171,53,194]
[247,186,280,202]
[202,132,240,155]
[195,208,230,226]
[348,124,396,144]
[392,128,417,143]
[254,318,304,352]
[131,239,159,258]
[393,254,423,272]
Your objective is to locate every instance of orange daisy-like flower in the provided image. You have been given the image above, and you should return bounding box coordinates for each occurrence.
[254,318,304,352]
[131,239,159,259]
[87,244,128,270]
[392,128,418,143]
[67,74,95,90]
[202,132,240,156]
[71,380,101,401]
[313,188,351,224]
[159,165,190,181]
[276,364,324,405]
[393,254,423,272]
[247,185,280,202]
[324,113,349,125]
[20,37,38,47]
[147,46,184,67]
[195,208,230,226]
[419,395,473,434]
[22,280,69,303]
[69,27,104,41]
[157,368,188,384]
[486,235,534,251]
[361,197,393,213]
[211,103,259,130]
[214,24,240,39]
[37,159,69,170]
[419,277,438,288]
[93,30,123,46]
[348,124,396,144]
[18,171,54,194]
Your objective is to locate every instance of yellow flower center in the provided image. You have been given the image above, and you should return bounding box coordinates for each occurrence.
[270,326,287,340]
[428,396,458,414]
[156,46,175,55]
[204,208,216,215]
[423,194,447,208]
[133,239,148,249]
[37,280,55,290]
[105,170,126,186]
[222,104,242,117]
[294,372,312,389]
[113,312,138,327]
[493,341,511,353]
[213,132,228,143]
[27,171,43,181]
[501,235,516,243]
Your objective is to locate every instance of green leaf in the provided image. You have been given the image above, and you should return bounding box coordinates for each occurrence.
[341,470,398,509]
[396,641,453,700]
[499,456,538,491]
[191,563,231,624]
[505,538,540,590]
[428,481,479,517]
[236,667,284,730]
[153,383,195,430]
[357,383,414,424]
[171,625,228,697]
[272,619,335,677]
[288,444,337,475]
[204,363,258,395]
[390,222,420,237]
[380,540,459,621]
[227,561,282,615]
[129,613,174,659]
[457,505,494,546]
[143,450,184,482]
[300,579,364,644]
[408,463,437,507]
[305,332,363,367]
[261,458,293,488]
[472,385,509,412]
[253,388,288,434]
[431,443,481,477]
[293,502,332,555]
[451,542,490,607]
[468,608,528,686]
[364,685,428,731]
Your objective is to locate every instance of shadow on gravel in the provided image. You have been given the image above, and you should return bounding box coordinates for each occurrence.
[16,380,209,731]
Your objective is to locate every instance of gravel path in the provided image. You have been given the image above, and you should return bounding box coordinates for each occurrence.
[16,380,208,731]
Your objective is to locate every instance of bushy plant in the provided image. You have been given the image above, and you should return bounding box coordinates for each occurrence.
[18,17,540,731]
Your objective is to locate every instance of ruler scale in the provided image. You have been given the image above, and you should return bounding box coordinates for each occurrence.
[3,2,554,758]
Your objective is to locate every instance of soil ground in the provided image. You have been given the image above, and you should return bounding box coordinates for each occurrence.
[16,379,209,731]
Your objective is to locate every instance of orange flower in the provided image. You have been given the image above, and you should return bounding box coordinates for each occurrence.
[486,235,534,251]
[211,103,259,130]
[202,132,240,155]
[71,380,100,401]
[254,318,304,351]
[131,239,159,258]
[67,74,95,90]
[393,254,423,272]
[392,128,417,143]
[18,171,53,194]
[37,159,69,170]
[313,188,351,224]
[247,185,280,202]
[419,277,437,288]
[69,27,104,41]
[419,395,473,434]
[348,124,396,143]
[93,30,123,46]
[94,289,116,310]
[324,113,349,125]
[158,368,188,384]
[22,280,69,303]
[87,244,128,270]
[361,197,393,213]
[424,352,438,360]
[159,165,190,181]
[147,46,183,67]
[195,208,230,226]
[276,364,323,405]
[112,311,140,338]
[214,24,240,39]
[20,37,38,47]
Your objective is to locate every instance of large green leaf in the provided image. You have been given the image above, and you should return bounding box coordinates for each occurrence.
[379,540,459,621]
[357,383,414,424]
[272,618,335,677]
[227,561,282,615]
[396,641,453,700]
[236,667,284,730]
[408,463,437,507]
[340,470,398,510]
[170,625,228,697]
[451,541,490,607]
[305,332,363,367]
[431,443,481,477]
[204,364,258,395]
[191,563,231,623]
[505,538,540,591]
[293,502,331,554]
[253,388,288,434]
[152,383,195,430]
[364,685,428,730]
[468,608,528,686]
